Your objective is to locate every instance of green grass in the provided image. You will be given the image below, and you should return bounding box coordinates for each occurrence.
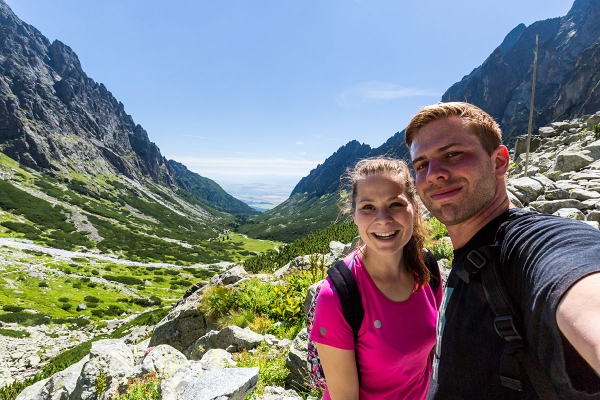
[0,328,30,339]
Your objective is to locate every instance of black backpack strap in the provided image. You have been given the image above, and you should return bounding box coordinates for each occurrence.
[422,248,440,293]
[466,245,560,399]
[327,258,364,384]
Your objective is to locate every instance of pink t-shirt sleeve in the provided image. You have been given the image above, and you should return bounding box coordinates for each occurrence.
[309,277,354,350]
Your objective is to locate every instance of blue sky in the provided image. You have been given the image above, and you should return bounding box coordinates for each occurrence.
[7,0,574,206]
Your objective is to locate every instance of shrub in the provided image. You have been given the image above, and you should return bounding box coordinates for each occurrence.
[61,303,72,311]
[0,328,31,339]
[104,275,144,286]
[149,296,162,306]
[84,296,100,303]
[91,270,99,275]
[58,297,70,303]
[80,277,91,283]
[91,309,105,318]
[2,305,25,313]
[105,305,123,316]
[431,239,454,261]
[87,282,97,288]
[113,372,160,400]
[38,281,49,288]
[72,283,82,289]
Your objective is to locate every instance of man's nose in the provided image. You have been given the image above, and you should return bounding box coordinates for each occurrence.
[426,159,450,183]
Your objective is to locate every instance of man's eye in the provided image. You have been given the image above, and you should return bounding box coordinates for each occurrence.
[447,152,461,158]
[415,162,428,171]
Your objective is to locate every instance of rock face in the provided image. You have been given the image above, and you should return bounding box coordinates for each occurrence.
[442,0,600,146]
[0,0,255,216]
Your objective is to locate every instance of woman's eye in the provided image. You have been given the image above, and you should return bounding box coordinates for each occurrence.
[390,202,405,208]
[361,204,374,210]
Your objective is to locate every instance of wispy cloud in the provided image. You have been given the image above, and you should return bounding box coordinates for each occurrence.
[171,156,322,177]
[181,134,222,140]
[336,81,440,107]
[296,141,304,145]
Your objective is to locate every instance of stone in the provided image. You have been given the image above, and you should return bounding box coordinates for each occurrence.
[285,328,309,392]
[553,151,594,173]
[539,126,559,138]
[149,289,210,354]
[76,304,87,311]
[528,199,585,214]
[259,386,303,399]
[186,326,264,360]
[141,344,188,379]
[178,368,259,400]
[586,210,600,222]
[570,188,600,201]
[199,348,237,370]
[553,208,585,220]
[210,265,248,286]
[71,340,135,400]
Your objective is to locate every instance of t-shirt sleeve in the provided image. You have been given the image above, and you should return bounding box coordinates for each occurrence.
[435,268,444,310]
[309,277,354,350]
[502,215,600,363]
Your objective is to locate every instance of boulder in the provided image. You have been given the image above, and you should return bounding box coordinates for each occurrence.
[186,326,264,360]
[141,344,187,379]
[199,348,237,370]
[71,339,135,400]
[210,265,248,286]
[149,289,210,354]
[528,199,585,214]
[285,328,309,392]
[570,188,600,201]
[178,368,259,400]
[539,126,559,138]
[15,356,89,400]
[553,208,585,220]
[553,151,594,173]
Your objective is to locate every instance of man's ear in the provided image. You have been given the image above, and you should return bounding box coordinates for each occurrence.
[493,145,510,177]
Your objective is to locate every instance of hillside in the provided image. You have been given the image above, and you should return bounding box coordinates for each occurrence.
[0,0,254,222]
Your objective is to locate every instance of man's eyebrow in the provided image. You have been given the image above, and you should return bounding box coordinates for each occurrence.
[411,142,463,166]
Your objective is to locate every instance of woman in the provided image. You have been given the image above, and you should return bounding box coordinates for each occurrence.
[310,157,442,399]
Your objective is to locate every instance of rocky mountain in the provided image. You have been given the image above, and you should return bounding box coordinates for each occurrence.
[443,0,600,145]
[0,0,254,218]
[240,0,600,241]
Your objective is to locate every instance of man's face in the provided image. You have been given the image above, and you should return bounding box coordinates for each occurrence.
[409,116,498,226]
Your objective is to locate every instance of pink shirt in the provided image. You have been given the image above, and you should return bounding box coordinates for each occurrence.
[310,251,442,400]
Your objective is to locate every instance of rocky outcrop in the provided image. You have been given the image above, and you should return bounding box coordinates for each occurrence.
[442,0,600,146]
[508,112,600,226]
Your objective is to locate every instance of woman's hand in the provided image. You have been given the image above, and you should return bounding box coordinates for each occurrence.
[315,343,360,400]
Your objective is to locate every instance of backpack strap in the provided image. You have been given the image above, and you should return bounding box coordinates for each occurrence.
[465,244,560,399]
[422,248,440,294]
[327,258,364,384]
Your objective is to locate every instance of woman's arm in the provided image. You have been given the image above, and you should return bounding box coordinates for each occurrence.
[315,342,359,400]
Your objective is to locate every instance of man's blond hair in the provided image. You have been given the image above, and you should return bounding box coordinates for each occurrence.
[404,102,502,155]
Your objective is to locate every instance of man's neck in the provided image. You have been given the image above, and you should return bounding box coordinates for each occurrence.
[447,191,514,250]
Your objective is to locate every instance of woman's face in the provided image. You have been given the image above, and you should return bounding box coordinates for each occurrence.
[353,173,416,259]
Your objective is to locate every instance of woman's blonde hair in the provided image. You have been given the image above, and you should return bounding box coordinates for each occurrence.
[340,157,430,289]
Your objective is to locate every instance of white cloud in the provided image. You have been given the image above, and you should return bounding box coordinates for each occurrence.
[171,156,322,177]
[336,81,440,107]
[181,134,222,140]
[296,141,304,145]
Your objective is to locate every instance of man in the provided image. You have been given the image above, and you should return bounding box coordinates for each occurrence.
[405,102,600,399]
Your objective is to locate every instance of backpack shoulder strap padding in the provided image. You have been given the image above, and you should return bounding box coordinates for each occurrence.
[327,259,364,338]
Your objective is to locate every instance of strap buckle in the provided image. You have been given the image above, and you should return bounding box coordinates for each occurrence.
[494,315,523,342]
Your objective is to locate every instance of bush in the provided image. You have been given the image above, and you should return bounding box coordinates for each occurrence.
[38,281,49,288]
[2,305,25,313]
[0,328,31,339]
[91,309,105,318]
[61,303,72,311]
[149,296,162,306]
[91,270,99,275]
[113,372,160,400]
[83,296,100,303]
[103,275,144,286]
[58,297,70,303]
[72,283,82,289]
[105,305,123,317]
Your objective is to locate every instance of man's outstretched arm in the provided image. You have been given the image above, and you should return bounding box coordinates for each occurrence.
[557,272,600,376]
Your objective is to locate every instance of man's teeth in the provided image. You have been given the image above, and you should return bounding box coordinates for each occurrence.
[374,231,396,238]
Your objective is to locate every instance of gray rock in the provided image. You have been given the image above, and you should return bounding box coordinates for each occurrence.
[16,356,89,400]
[160,361,205,400]
[544,188,570,200]
[76,304,87,311]
[141,344,187,379]
[186,326,264,360]
[285,328,309,392]
[553,151,594,173]
[149,289,210,354]
[71,340,135,400]
[570,188,600,201]
[210,265,248,286]
[303,281,321,315]
[178,367,259,400]
[529,199,585,214]
[586,210,600,222]
[328,241,346,259]
[539,126,559,138]
[259,386,303,399]
[199,348,237,370]
[553,208,585,220]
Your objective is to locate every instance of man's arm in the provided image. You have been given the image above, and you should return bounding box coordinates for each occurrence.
[556,272,600,376]
[315,343,359,399]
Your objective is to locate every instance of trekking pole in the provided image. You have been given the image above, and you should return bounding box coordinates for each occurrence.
[524,35,538,178]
